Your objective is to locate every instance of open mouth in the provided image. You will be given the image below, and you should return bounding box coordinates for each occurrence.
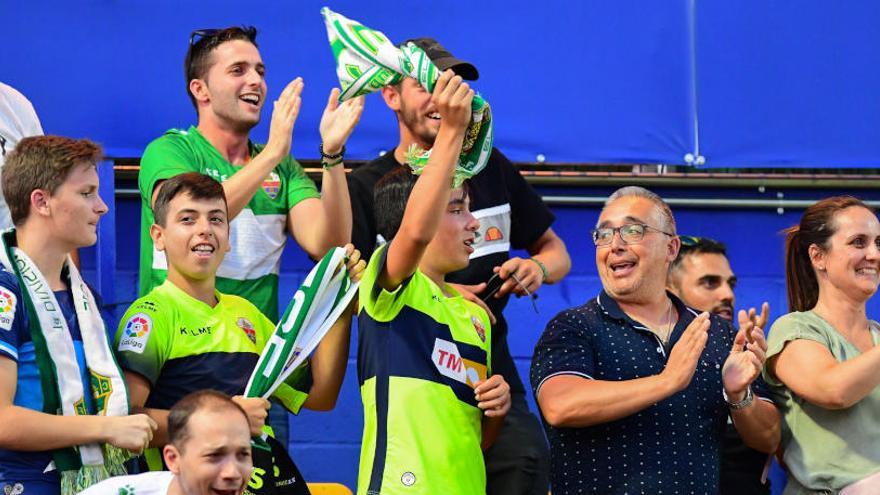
[856,265,879,277]
[426,111,441,121]
[463,238,475,254]
[715,307,733,321]
[240,93,261,107]
[191,243,216,258]
[609,260,636,277]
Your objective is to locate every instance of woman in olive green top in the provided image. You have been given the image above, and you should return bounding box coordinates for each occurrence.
[764,196,880,494]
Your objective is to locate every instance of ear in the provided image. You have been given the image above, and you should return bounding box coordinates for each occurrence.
[808,243,826,272]
[163,444,181,474]
[189,78,211,104]
[666,235,681,263]
[150,223,166,252]
[381,85,400,112]
[30,189,51,218]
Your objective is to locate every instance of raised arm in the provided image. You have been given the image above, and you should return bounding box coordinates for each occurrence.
[380,71,473,290]
[537,312,710,428]
[722,314,780,453]
[288,89,364,257]
[0,357,155,453]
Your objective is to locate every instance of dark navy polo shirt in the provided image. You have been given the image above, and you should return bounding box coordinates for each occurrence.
[530,291,737,495]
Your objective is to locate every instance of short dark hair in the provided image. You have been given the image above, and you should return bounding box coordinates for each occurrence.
[3,135,103,226]
[168,390,248,451]
[184,26,258,109]
[671,236,728,271]
[374,167,418,241]
[153,172,227,227]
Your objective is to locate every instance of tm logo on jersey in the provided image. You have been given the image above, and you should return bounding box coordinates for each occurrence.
[0,287,16,331]
[118,313,152,354]
[432,338,487,389]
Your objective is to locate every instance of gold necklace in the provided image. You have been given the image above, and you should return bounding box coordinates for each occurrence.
[660,302,675,344]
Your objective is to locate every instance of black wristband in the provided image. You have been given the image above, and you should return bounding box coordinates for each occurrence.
[319,143,345,160]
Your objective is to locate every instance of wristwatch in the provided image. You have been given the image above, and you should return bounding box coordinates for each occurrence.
[723,386,754,410]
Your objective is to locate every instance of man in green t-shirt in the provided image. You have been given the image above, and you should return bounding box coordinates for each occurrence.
[139,26,363,322]
[118,173,363,492]
[356,70,511,494]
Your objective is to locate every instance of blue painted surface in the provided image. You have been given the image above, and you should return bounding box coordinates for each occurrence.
[83,185,880,493]
[9,1,880,167]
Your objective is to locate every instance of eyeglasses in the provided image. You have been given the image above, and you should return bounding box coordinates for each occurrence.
[591,224,674,247]
[189,26,256,47]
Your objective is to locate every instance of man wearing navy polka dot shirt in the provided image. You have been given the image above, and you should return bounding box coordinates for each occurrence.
[530,187,780,494]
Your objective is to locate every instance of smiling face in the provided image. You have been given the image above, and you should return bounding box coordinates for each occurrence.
[44,163,108,250]
[595,196,679,304]
[813,206,880,303]
[385,78,441,150]
[670,252,737,320]
[151,192,230,286]
[420,187,480,283]
[192,39,266,133]
[165,408,252,495]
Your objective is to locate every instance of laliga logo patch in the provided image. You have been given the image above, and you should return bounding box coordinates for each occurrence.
[471,315,486,343]
[118,313,152,354]
[237,317,256,344]
[432,338,488,389]
[0,287,16,331]
[262,171,281,200]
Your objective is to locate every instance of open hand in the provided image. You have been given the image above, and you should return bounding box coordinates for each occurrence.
[319,89,365,155]
[264,78,304,160]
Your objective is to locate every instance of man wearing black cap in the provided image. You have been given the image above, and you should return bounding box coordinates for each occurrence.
[347,37,570,495]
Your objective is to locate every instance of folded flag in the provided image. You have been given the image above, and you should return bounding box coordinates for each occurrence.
[244,247,358,429]
[321,7,493,186]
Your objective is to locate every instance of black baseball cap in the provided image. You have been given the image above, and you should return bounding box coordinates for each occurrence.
[403,37,480,81]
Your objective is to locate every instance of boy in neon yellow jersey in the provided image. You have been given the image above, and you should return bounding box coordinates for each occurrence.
[357,70,511,494]
[116,173,363,491]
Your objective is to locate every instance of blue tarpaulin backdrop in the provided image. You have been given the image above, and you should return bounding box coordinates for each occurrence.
[6,0,880,167]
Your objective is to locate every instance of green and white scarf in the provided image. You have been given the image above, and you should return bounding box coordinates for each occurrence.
[244,247,358,429]
[0,231,129,495]
[321,7,494,187]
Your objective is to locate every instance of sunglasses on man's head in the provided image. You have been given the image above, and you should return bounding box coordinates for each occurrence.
[189,26,256,47]
[679,235,703,247]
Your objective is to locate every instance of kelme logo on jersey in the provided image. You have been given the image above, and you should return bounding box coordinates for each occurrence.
[118,313,152,354]
[431,338,488,389]
[471,315,486,342]
[262,171,281,199]
[0,287,16,331]
[237,317,257,344]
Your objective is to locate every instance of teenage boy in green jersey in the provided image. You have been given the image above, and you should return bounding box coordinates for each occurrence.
[139,26,363,321]
[117,173,363,486]
[357,70,511,495]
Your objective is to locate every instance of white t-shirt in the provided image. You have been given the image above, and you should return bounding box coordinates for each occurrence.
[0,82,43,230]
[78,471,174,494]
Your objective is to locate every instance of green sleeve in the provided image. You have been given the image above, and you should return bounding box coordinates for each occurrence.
[763,312,832,387]
[114,297,171,385]
[359,244,410,322]
[138,131,198,202]
[254,310,311,414]
[279,156,320,209]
